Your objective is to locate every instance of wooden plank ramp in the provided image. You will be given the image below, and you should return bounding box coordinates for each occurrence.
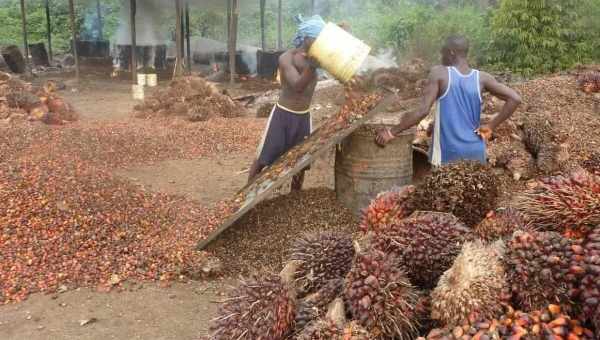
[197,94,400,250]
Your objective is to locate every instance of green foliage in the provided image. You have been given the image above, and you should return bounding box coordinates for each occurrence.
[490,0,582,75]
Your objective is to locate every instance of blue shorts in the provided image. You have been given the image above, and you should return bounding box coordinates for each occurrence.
[256,104,312,167]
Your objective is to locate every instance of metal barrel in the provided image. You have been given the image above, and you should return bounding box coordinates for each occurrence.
[334,115,414,215]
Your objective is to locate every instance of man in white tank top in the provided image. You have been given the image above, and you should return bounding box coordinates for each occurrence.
[375,36,522,166]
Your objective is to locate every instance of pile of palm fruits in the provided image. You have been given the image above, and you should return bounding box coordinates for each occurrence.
[209,161,600,339]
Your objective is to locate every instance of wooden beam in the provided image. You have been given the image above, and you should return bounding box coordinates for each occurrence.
[129,0,137,83]
[19,0,30,71]
[173,0,184,77]
[228,0,239,84]
[96,0,103,40]
[68,0,79,81]
[45,0,52,62]
[185,1,191,74]
[260,0,266,50]
[311,0,316,15]
[277,0,283,49]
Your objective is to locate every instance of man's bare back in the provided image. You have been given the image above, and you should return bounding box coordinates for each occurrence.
[278,49,318,112]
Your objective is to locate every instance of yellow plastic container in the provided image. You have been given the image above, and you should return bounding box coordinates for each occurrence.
[146,73,158,87]
[308,22,371,83]
[132,85,145,100]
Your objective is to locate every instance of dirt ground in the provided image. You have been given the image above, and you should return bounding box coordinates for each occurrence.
[0,72,348,340]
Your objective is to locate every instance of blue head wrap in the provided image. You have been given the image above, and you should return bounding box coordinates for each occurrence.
[293,14,326,48]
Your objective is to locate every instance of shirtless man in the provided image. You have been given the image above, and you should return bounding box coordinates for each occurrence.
[376,35,522,166]
[247,15,325,191]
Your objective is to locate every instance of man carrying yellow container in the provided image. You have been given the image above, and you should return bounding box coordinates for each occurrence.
[247,15,325,191]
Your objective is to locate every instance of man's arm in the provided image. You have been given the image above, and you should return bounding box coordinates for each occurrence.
[376,66,443,146]
[477,72,522,140]
[279,53,316,93]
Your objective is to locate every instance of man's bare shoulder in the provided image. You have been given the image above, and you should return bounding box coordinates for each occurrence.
[278,50,295,66]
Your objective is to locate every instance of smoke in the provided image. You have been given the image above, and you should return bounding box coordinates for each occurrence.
[358,48,398,74]
[114,0,167,46]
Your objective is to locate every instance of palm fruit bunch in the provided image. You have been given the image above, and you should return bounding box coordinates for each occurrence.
[410,161,499,227]
[344,246,420,340]
[295,279,344,332]
[371,211,473,289]
[421,304,595,339]
[288,232,355,295]
[474,207,533,243]
[296,319,372,340]
[514,169,600,239]
[187,103,209,122]
[520,112,569,175]
[581,152,600,176]
[504,231,585,311]
[578,228,600,324]
[431,241,508,327]
[577,71,600,93]
[359,186,415,234]
[209,273,295,340]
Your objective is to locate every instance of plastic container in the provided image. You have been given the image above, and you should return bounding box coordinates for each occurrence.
[137,73,146,86]
[132,84,144,100]
[146,73,157,87]
[308,22,371,83]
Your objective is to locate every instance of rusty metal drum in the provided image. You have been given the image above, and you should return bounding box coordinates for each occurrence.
[335,112,415,215]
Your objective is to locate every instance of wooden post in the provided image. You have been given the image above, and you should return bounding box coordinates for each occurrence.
[226,0,231,42]
[68,0,80,81]
[185,1,191,73]
[311,0,316,15]
[96,0,103,40]
[277,0,283,49]
[130,0,137,83]
[260,0,266,50]
[228,0,239,84]
[45,0,52,62]
[173,0,184,77]
[19,0,30,71]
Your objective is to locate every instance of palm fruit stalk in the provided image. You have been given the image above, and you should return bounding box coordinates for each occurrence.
[344,246,420,340]
[577,71,600,93]
[421,304,595,339]
[520,112,569,174]
[296,319,372,340]
[474,207,533,243]
[288,232,354,295]
[504,231,585,311]
[371,211,473,289]
[295,279,344,332]
[431,241,509,327]
[410,161,499,227]
[209,273,295,340]
[578,228,600,323]
[359,186,415,234]
[514,169,600,239]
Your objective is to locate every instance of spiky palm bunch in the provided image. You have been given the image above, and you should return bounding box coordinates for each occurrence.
[288,232,354,295]
[431,241,508,327]
[209,273,295,340]
[297,319,372,340]
[344,247,420,340]
[410,161,499,227]
[371,211,473,289]
[578,228,600,324]
[581,152,600,176]
[578,71,600,93]
[514,169,600,239]
[295,279,344,332]
[359,186,415,234]
[422,304,595,339]
[520,112,569,175]
[474,207,533,243]
[504,231,585,311]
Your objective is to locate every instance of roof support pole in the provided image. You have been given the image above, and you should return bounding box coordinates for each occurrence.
[277,0,283,49]
[173,0,184,78]
[68,0,80,81]
[19,0,30,72]
[129,0,137,83]
[45,0,53,62]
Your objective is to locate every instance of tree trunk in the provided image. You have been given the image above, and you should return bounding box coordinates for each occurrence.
[68,0,79,81]
[130,0,137,82]
[45,0,52,62]
[277,0,283,49]
[96,0,103,40]
[185,1,191,74]
[173,0,184,77]
[19,0,30,72]
[260,0,266,50]
[228,0,239,84]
